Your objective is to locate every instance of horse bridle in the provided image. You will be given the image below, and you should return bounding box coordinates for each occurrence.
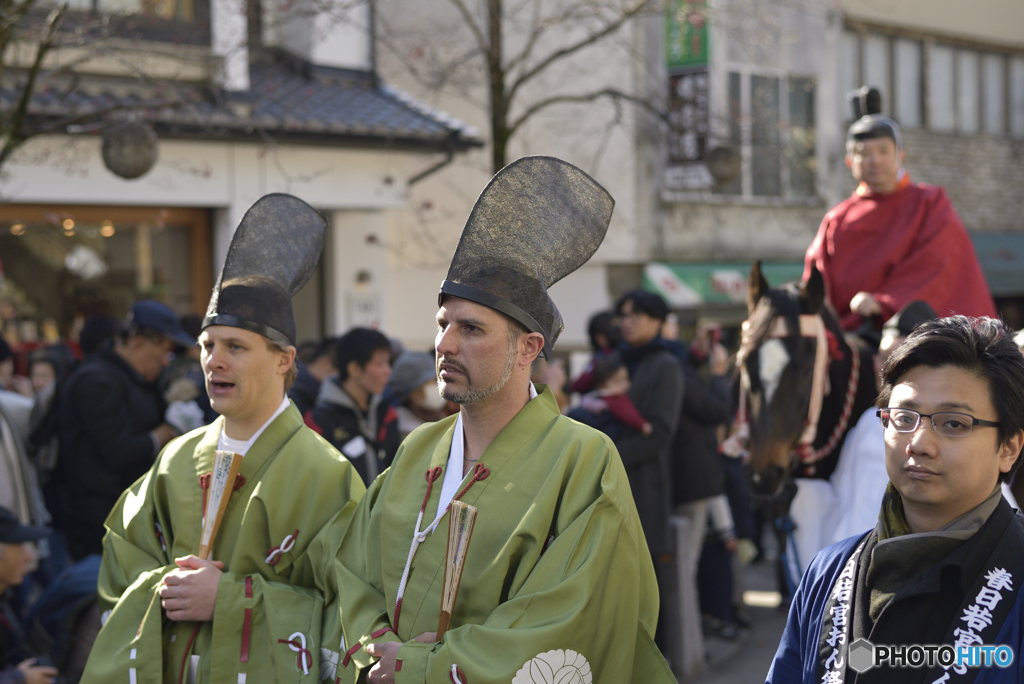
[731,313,860,471]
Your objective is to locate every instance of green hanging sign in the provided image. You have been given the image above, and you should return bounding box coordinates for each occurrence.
[666,0,708,69]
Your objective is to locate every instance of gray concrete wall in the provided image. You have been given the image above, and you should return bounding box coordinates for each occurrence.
[900,130,1024,234]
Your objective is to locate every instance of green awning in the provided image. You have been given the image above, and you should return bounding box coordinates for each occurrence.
[643,262,804,307]
[645,234,1024,307]
[970,233,1024,297]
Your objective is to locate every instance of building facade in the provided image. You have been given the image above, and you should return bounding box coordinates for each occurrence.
[651,0,1024,328]
[0,0,479,350]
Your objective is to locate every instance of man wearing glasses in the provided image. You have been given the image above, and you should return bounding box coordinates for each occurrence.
[767,316,1024,684]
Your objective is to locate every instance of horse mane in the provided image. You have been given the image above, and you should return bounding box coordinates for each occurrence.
[739,284,803,365]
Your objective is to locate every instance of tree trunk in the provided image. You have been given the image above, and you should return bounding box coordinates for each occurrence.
[487,0,506,173]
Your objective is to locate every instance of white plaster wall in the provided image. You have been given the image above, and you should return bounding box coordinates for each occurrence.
[325,209,390,336]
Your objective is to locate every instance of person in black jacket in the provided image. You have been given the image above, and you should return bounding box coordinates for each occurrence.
[308,328,400,485]
[613,290,684,662]
[672,324,731,534]
[667,323,736,649]
[288,337,337,416]
[51,301,195,561]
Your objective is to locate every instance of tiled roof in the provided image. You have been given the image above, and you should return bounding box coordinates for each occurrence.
[5,51,482,151]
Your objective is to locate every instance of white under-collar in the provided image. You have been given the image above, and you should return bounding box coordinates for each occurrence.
[218,396,290,457]
[428,383,539,535]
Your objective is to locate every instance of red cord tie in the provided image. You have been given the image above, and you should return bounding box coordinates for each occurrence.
[178,623,201,684]
[198,472,245,516]
[451,463,489,505]
[278,633,312,675]
[265,529,300,565]
[199,473,211,515]
[421,467,443,511]
[341,641,363,667]
[394,464,489,632]
[155,522,166,553]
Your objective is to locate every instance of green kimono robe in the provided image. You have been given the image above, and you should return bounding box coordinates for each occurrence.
[82,403,366,684]
[336,386,674,684]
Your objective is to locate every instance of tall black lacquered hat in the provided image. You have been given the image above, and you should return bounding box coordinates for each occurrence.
[439,157,614,360]
[203,194,326,347]
[847,86,903,149]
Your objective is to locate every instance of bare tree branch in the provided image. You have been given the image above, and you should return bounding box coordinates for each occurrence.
[0,4,65,168]
[505,0,656,104]
[507,85,667,136]
[442,0,490,59]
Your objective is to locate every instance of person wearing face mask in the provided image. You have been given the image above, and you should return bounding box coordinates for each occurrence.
[387,351,444,442]
[307,328,401,485]
[803,87,995,339]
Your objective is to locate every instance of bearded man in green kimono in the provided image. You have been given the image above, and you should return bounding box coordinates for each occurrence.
[82,195,366,684]
[335,158,676,684]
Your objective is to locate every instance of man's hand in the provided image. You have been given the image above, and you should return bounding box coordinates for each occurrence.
[850,291,882,317]
[366,641,401,684]
[159,555,225,621]
[17,658,58,684]
[366,633,436,683]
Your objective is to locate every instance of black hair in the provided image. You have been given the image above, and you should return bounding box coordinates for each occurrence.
[79,315,119,355]
[587,310,621,351]
[298,337,336,365]
[295,341,318,364]
[878,316,1024,483]
[592,352,626,389]
[312,337,337,363]
[615,289,669,322]
[30,344,75,382]
[336,328,391,381]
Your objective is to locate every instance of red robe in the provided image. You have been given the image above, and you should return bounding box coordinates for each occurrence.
[804,175,996,330]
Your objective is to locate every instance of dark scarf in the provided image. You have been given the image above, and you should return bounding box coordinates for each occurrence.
[619,337,675,377]
[865,483,1002,624]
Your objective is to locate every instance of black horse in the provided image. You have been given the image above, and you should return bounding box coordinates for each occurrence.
[738,261,878,499]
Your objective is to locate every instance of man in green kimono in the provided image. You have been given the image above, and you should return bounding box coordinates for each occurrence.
[82,195,366,684]
[336,157,676,684]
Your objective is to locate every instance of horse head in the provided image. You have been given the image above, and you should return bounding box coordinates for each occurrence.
[738,260,838,497]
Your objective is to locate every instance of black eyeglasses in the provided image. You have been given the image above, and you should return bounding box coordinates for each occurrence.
[877,408,1001,438]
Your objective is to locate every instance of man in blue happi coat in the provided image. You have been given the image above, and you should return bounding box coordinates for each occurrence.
[768,315,1024,684]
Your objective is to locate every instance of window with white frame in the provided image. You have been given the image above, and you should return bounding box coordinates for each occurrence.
[842,29,1024,138]
[718,71,816,199]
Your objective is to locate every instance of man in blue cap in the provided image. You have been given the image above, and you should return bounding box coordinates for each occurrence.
[0,505,59,684]
[51,300,195,561]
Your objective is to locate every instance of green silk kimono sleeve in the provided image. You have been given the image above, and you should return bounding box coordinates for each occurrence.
[334,473,397,671]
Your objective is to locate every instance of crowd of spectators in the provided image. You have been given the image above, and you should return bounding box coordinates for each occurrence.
[0,291,755,681]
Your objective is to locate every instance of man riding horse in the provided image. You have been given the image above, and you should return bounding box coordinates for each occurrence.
[804,87,995,341]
